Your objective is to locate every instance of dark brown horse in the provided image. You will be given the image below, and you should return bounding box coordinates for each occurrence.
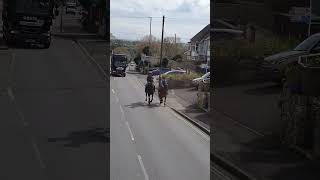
[145,82,155,105]
[158,86,168,106]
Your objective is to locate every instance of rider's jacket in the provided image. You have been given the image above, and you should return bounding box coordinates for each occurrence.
[160,79,168,89]
[147,75,153,82]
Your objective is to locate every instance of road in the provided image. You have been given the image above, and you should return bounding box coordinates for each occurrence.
[0,38,109,180]
[110,72,213,180]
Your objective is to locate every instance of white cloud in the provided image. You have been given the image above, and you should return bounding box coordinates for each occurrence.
[110,0,209,42]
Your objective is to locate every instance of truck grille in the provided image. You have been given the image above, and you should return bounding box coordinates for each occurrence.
[19,25,42,34]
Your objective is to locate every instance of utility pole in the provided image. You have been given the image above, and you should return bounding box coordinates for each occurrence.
[149,17,152,47]
[174,33,176,45]
[60,1,63,33]
[308,0,312,36]
[159,15,165,82]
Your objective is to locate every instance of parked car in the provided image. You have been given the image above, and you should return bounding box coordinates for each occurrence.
[192,72,210,89]
[150,68,171,76]
[261,33,320,82]
[162,70,186,76]
[156,70,186,80]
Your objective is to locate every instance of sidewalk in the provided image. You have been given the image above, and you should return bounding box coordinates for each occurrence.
[133,73,320,179]
[166,86,320,179]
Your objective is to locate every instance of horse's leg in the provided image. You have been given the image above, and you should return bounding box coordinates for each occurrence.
[145,92,147,101]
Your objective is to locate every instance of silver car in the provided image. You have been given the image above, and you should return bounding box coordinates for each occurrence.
[261,33,320,82]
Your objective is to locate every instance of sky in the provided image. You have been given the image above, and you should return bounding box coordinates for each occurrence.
[110,0,210,43]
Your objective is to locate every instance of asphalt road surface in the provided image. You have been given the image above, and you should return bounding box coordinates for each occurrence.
[0,38,109,180]
[110,73,211,180]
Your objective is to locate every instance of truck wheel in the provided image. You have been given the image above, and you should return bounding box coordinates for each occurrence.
[123,73,126,77]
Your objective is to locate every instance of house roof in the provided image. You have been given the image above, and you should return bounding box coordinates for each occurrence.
[190,24,210,43]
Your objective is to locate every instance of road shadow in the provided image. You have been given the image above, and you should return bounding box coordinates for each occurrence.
[47,127,109,148]
[125,101,159,108]
[244,83,282,96]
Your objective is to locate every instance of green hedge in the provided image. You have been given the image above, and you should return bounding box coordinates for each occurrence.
[214,36,300,59]
[163,72,202,81]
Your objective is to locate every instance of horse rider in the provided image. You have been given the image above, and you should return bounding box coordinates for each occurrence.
[159,76,168,90]
[147,72,154,83]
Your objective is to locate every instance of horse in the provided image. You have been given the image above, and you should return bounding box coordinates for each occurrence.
[145,82,155,104]
[158,86,168,106]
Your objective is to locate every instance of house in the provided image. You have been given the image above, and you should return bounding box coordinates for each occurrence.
[188,24,210,62]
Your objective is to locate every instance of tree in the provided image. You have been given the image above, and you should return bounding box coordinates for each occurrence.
[142,46,151,56]
[172,54,183,62]
[135,35,160,56]
[163,36,184,60]
[162,58,169,68]
[134,54,141,66]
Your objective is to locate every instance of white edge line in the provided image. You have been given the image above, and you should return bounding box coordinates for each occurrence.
[169,109,210,142]
[125,121,135,142]
[137,155,150,180]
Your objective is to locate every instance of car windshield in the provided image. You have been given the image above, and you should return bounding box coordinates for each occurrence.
[294,35,320,51]
[15,0,50,14]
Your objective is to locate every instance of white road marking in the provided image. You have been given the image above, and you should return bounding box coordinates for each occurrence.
[112,89,115,94]
[120,105,124,114]
[32,140,46,169]
[125,121,135,142]
[137,155,150,180]
[168,109,210,142]
[211,165,232,180]
[7,88,15,101]
[7,88,46,169]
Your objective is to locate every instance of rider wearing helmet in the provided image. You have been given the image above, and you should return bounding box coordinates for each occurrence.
[147,72,154,83]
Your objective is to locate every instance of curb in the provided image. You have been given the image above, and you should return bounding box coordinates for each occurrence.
[168,106,210,135]
[75,40,109,82]
[210,151,257,180]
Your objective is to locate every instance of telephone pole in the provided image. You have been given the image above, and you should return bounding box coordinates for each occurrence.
[308,0,312,36]
[149,17,152,47]
[60,3,63,33]
[159,15,165,81]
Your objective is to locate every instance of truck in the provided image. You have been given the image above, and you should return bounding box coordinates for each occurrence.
[1,0,55,48]
[111,54,128,77]
[66,1,77,15]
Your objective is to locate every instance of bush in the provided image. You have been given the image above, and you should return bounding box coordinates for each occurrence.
[163,72,202,81]
[214,36,300,59]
